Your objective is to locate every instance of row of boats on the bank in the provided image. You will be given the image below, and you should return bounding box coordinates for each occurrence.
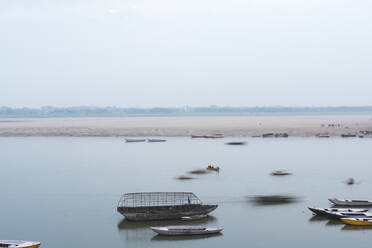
[309,198,372,226]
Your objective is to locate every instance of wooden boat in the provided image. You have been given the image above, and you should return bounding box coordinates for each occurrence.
[329,198,372,206]
[117,192,218,221]
[147,139,166,142]
[341,217,372,226]
[176,176,195,180]
[181,214,208,221]
[150,226,223,236]
[225,142,246,145]
[341,134,357,138]
[206,165,220,172]
[0,240,41,248]
[125,138,146,143]
[308,207,368,216]
[189,169,210,174]
[191,135,204,138]
[251,195,297,203]
[262,133,274,138]
[271,170,291,176]
[204,135,224,139]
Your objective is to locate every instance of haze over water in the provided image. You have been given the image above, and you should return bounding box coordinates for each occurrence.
[1,137,372,247]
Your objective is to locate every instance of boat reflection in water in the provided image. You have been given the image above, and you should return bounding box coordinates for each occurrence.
[117,216,218,241]
[341,225,372,231]
[151,232,222,241]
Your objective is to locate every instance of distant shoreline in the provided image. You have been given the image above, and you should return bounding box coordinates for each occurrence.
[1,115,372,137]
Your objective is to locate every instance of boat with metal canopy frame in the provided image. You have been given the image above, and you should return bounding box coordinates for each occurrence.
[117,192,218,221]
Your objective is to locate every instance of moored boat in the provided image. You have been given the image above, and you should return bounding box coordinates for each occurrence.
[341,217,372,226]
[125,138,146,143]
[341,134,357,138]
[150,226,223,235]
[0,240,41,248]
[308,207,368,216]
[329,198,372,206]
[147,139,166,142]
[117,192,218,221]
[318,211,372,219]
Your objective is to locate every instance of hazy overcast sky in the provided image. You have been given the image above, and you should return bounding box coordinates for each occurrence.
[1,0,371,107]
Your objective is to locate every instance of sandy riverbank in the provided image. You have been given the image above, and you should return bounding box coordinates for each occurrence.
[0,115,372,137]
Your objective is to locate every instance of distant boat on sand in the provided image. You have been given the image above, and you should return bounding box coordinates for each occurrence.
[125,138,146,142]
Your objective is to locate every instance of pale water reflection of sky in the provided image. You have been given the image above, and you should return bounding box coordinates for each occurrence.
[1,0,371,107]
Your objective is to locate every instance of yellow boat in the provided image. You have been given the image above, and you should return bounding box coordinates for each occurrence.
[341,217,372,226]
[0,240,41,248]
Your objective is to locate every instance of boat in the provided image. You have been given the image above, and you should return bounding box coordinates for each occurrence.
[262,133,274,138]
[347,178,355,185]
[176,176,195,180]
[329,198,372,206]
[147,139,166,142]
[341,217,372,226]
[117,192,218,221]
[181,214,208,221]
[0,240,41,248]
[191,135,204,138]
[341,134,357,138]
[308,207,368,216]
[225,142,246,145]
[271,170,291,176]
[125,138,146,143]
[275,133,288,138]
[251,195,297,203]
[322,211,372,219]
[150,226,223,236]
[204,135,224,139]
[206,165,220,172]
[317,134,330,138]
[189,169,210,174]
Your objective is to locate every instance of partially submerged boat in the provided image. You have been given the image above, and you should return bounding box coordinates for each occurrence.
[0,240,41,248]
[150,226,222,236]
[341,217,372,226]
[329,198,372,206]
[125,138,146,143]
[117,192,218,221]
[308,207,368,216]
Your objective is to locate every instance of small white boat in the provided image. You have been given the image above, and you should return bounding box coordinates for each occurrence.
[150,226,222,236]
[0,240,41,248]
[329,198,372,206]
[308,207,368,216]
[125,138,146,143]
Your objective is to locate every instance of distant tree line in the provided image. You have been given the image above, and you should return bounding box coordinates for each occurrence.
[1,106,372,117]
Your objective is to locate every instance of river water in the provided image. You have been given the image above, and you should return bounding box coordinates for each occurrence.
[1,137,372,247]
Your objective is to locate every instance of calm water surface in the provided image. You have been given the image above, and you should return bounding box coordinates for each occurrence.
[1,137,372,247]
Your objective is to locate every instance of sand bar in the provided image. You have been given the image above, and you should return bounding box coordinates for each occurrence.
[0,115,372,137]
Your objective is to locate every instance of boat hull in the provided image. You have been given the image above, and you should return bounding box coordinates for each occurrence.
[341,218,372,226]
[329,198,372,206]
[118,204,218,221]
[150,227,222,236]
